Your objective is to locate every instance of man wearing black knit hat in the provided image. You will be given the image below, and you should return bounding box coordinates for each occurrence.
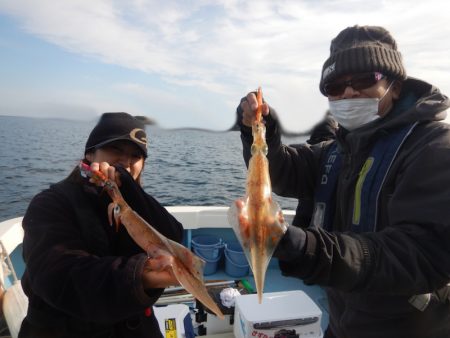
[236,25,450,338]
[20,112,185,338]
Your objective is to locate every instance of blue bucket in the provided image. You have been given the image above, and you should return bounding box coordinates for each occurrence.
[225,241,246,263]
[199,252,222,275]
[224,242,249,277]
[191,235,223,260]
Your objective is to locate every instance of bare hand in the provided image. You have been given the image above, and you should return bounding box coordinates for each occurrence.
[88,162,122,186]
[142,256,180,289]
[240,92,270,127]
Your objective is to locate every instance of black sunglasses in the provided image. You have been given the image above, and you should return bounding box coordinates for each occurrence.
[324,72,385,96]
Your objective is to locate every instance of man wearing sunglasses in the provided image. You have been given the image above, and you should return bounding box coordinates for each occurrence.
[236,25,450,338]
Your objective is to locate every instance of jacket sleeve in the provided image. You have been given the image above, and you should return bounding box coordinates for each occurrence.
[117,166,184,244]
[112,167,184,299]
[277,124,450,296]
[359,128,450,295]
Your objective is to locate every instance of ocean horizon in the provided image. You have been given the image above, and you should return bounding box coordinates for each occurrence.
[0,115,307,222]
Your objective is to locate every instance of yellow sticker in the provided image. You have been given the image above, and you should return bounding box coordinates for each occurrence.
[165,318,177,338]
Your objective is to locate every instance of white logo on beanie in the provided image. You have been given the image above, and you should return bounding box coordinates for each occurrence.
[323,62,335,80]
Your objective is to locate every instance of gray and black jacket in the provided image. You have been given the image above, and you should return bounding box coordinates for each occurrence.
[238,77,450,338]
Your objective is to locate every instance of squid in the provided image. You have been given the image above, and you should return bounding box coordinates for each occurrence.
[228,87,289,303]
[80,162,224,319]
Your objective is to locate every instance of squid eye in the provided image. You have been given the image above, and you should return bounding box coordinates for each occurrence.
[250,144,257,155]
[114,205,120,215]
[262,144,268,155]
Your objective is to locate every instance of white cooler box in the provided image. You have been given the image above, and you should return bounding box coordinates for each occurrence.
[234,290,323,338]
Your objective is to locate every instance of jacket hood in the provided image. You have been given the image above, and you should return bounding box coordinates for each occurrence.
[385,77,449,126]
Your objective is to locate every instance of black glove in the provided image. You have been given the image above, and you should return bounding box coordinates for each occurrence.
[273,226,307,261]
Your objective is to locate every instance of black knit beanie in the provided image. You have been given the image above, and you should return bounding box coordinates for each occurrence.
[319,25,407,96]
[85,112,148,157]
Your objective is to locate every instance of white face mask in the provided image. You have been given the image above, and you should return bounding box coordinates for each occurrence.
[329,81,393,131]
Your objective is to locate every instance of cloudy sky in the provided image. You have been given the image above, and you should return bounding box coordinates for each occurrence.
[0,0,449,132]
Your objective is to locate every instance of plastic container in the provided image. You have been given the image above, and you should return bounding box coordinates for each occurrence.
[224,242,249,277]
[191,235,223,260]
[234,291,323,338]
[225,241,246,263]
[201,254,222,275]
[191,235,224,275]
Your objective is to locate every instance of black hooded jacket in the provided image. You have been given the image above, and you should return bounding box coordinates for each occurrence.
[238,78,450,338]
[19,167,183,338]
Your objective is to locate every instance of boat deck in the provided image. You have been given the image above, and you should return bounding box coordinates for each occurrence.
[0,208,329,337]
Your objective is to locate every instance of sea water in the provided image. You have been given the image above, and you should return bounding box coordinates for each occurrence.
[0,115,307,221]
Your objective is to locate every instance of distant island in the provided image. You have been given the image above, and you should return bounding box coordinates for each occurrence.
[135,114,310,136]
[135,115,157,125]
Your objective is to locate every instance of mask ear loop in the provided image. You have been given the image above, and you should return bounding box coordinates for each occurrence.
[375,79,397,119]
[379,80,395,103]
